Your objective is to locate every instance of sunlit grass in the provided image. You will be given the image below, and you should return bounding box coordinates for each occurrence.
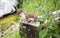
[1,0,60,38]
[0,14,20,31]
[4,29,21,38]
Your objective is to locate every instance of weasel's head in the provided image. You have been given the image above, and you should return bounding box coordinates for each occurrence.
[17,9,26,21]
[17,9,23,14]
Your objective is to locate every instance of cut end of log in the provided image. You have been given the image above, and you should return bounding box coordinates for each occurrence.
[20,21,39,38]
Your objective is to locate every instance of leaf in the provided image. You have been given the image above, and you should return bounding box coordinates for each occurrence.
[39,29,48,38]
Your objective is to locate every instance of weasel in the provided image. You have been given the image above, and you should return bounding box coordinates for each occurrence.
[17,9,37,22]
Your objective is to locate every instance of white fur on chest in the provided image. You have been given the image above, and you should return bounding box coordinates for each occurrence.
[20,12,26,20]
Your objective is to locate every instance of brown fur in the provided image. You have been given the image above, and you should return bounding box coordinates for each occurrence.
[17,9,37,21]
[25,12,37,21]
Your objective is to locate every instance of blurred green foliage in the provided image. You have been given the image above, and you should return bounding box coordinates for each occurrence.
[21,0,60,38]
[1,0,60,38]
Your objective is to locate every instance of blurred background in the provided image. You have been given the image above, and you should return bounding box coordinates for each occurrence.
[0,0,60,38]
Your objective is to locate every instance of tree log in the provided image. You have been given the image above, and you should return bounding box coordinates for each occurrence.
[20,22,39,38]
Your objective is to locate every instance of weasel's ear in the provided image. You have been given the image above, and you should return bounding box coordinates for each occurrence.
[17,9,23,14]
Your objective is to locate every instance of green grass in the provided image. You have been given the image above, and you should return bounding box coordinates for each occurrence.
[22,0,60,38]
[4,30,21,38]
[1,0,60,38]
